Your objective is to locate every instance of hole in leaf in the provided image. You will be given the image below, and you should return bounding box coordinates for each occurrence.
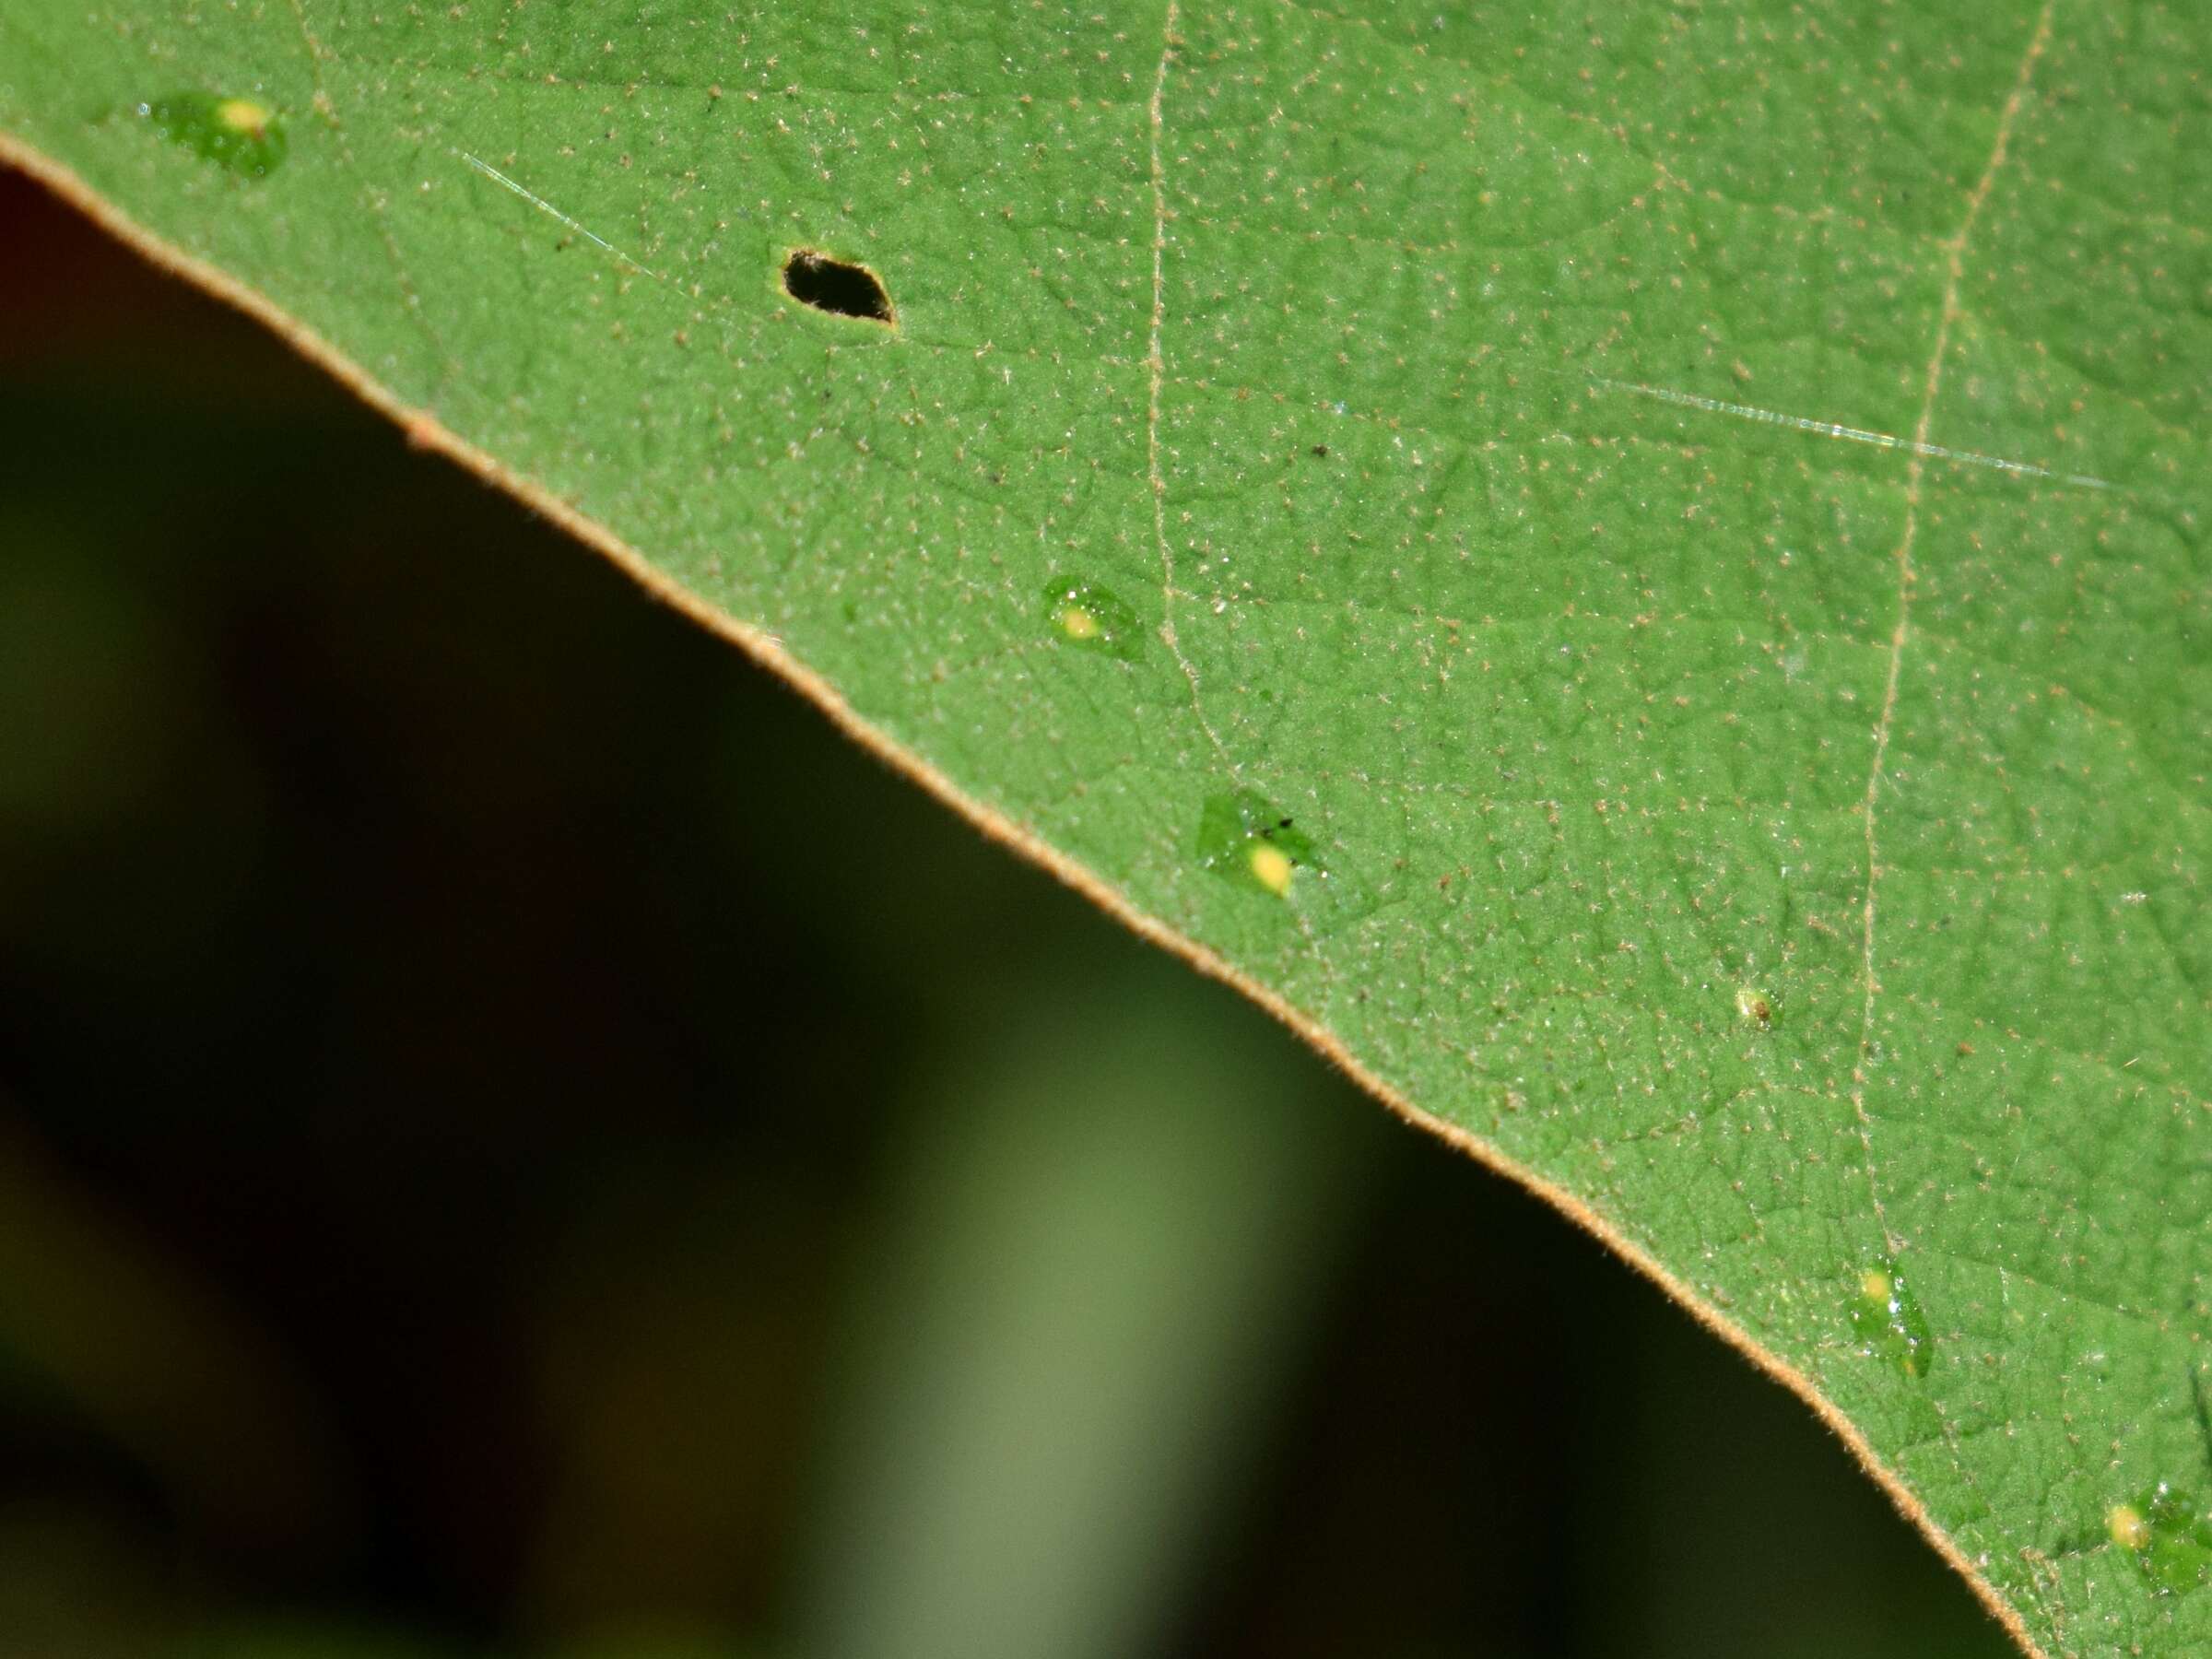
[782,251,894,324]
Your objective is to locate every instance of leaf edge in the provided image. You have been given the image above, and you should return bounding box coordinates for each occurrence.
[0,130,2043,1659]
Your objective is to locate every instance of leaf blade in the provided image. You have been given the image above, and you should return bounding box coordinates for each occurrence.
[5,1,2207,1651]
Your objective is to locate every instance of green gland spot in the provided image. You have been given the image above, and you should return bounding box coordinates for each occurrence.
[1849,1256,1935,1380]
[1195,790,1319,900]
[1041,578,1142,661]
[141,92,288,179]
[2110,1485,2212,1594]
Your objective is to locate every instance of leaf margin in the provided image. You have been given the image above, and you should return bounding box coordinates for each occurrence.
[0,129,2044,1657]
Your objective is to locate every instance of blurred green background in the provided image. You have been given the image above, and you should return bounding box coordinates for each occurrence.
[0,170,2017,1658]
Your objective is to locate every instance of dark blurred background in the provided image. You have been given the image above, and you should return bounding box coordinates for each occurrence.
[0,169,2017,1659]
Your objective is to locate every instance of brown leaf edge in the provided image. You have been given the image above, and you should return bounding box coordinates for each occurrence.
[0,132,2041,1659]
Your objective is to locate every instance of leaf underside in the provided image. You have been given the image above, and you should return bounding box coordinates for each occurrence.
[4,0,2207,1650]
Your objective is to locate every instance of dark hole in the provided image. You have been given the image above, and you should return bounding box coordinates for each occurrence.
[1310,444,1329,457]
[782,251,894,324]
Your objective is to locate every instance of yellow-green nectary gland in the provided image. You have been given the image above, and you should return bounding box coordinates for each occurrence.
[1861,1269,1892,1304]
[1058,605,1100,641]
[215,98,271,135]
[2111,1504,2152,1550]
[1247,841,1295,897]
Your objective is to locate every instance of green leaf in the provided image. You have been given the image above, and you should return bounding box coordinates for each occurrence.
[3,0,2206,1652]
